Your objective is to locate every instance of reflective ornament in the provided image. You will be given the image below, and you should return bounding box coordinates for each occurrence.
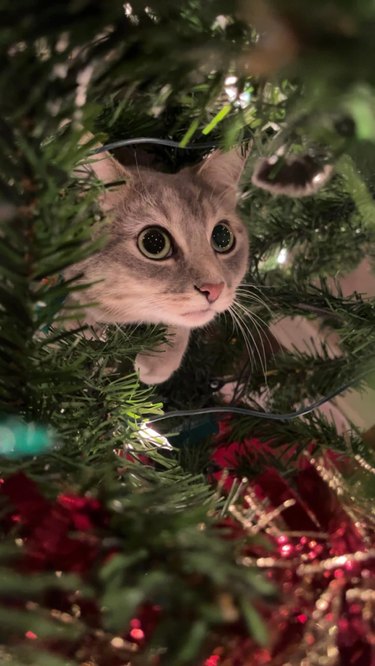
[0,418,54,458]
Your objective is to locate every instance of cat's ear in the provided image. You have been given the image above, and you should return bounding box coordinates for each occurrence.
[197,146,248,193]
[76,134,132,212]
[87,150,132,211]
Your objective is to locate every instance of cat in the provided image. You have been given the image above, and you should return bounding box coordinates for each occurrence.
[65,142,249,385]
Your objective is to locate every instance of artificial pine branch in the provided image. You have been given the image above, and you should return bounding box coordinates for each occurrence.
[1,1,375,664]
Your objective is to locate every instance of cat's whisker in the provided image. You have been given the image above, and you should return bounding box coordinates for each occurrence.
[238,282,283,303]
[236,283,271,298]
[232,314,266,388]
[235,298,273,334]
[235,297,273,340]
[236,296,272,319]
[235,286,273,314]
[233,299,277,373]
[239,282,275,289]
[229,305,256,373]
[239,282,274,291]
[232,298,276,390]
[235,303,271,359]
[231,302,268,380]
[232,302,269,382]
[237,285,275,308]
[236,296,274,330]
[236,283,270,294]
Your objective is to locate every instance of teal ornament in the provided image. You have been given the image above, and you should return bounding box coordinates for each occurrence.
[169,414,218,447]
[0,419,54,458]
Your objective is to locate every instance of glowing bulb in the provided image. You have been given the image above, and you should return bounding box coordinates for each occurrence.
[138,423,171,449]
[224,76,251,108]
[277,248,288,264]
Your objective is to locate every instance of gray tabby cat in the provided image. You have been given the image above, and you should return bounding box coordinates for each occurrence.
[66,143,249,384]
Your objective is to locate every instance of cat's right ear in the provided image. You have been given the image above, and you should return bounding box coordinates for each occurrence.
[196,145,250,195]
[76,135,132,212]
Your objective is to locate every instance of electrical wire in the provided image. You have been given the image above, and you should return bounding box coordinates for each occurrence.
[91,138,219,154]
[147,373,371,424]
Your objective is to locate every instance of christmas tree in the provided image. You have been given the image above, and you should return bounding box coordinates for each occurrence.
[0,2,374,665]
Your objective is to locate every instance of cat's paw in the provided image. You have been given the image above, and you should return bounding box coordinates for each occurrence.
[135,328,190,385]
[135,352,177,385]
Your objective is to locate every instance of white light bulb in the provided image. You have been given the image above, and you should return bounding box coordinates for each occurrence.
[277,248,288,264]
[138,423,172,449]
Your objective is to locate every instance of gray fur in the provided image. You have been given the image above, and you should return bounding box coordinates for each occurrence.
[67,146,249,383]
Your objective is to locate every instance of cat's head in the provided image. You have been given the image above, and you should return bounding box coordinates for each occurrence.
[75,146,249,329]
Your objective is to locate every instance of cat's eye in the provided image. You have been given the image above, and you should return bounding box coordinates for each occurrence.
[211,222,235,253]
[137,226,173,260]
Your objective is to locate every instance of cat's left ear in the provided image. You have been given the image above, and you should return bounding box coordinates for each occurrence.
[197,146,249,194]
[75,133,132,212]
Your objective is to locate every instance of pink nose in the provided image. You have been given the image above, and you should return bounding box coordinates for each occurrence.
[196,282,224,304]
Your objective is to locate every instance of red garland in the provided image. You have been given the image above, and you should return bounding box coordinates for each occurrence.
[1,472,107,572]
[0,423,374,666]
[205,419,375,666]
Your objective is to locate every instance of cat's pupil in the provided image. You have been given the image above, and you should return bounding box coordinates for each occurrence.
[144,231,164,254]
[211,223,234,253]
[138,226,172,259]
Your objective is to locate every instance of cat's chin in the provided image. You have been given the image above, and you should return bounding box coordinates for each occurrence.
[178,308,216,328]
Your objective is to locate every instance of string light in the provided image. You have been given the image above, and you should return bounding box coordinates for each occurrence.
[276,247,288,264]
[146,367,372,425]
